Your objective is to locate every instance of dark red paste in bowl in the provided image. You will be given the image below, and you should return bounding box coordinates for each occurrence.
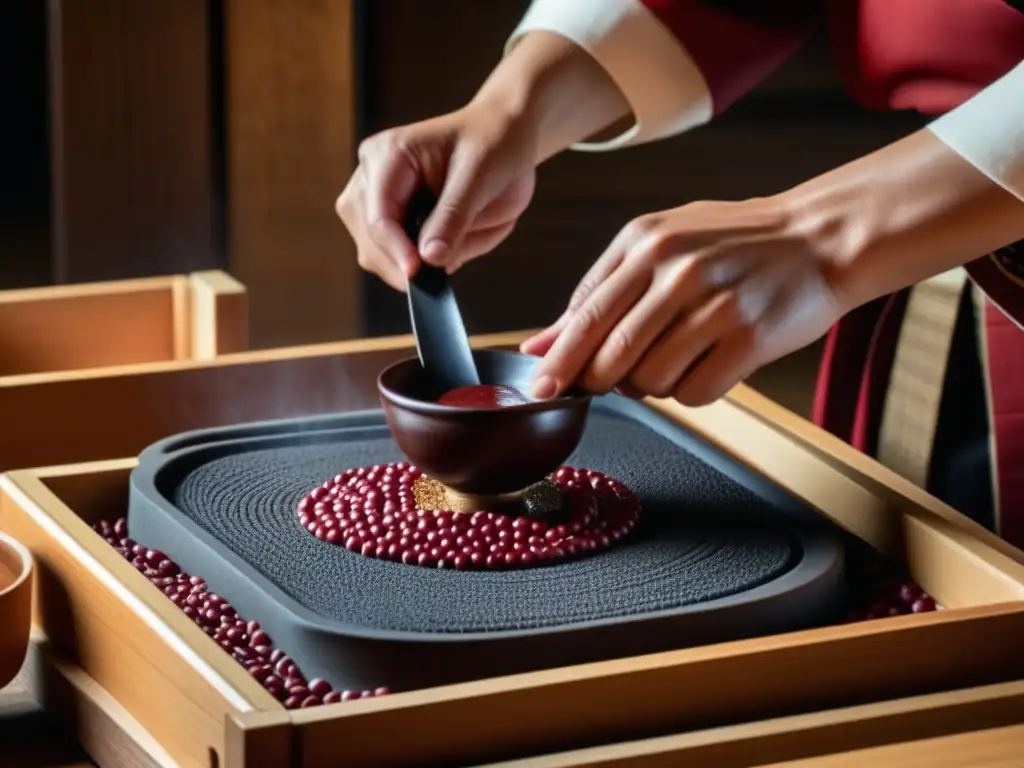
[437,384,529,408]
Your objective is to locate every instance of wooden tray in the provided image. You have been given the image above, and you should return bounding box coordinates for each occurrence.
[0,270,247,472]
[3,632,174,768]
[8,645,1024,768]
[477,678,1024,767]
[1,331,1023,767]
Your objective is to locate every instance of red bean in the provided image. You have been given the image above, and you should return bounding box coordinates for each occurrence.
[250,629,270,647]
[308,678,332,697]
[912,596,937,613]
[263,673,283,690]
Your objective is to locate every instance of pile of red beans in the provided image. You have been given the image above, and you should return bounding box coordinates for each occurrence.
[92,517,389,709]
[296,463,641,571]
[839,553,939,621]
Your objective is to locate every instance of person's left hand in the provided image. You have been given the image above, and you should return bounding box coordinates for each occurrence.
[520,196,849,406]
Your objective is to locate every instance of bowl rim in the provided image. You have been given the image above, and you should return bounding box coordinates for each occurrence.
[377,350,592,416]
[0,530,33,599]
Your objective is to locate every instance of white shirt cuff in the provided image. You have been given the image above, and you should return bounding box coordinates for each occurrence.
[929,59,1024,203]
[505,0,712,151]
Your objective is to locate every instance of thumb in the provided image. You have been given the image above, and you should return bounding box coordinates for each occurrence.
[417,155,493,267]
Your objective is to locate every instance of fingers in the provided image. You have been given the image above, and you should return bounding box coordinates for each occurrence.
[446,220,518,272]
[582,256,709,393]
[339,157,519,292]
[418,151,494,266]
[341,111,538,291]
[529,256,650,399]
[567,220,650,315]
[475,174,535,230]
[521,220,644,371]
[370,252,412,292]
[520,325,561,357]
[520,305,575,357]
[359,145,421,278]
[631,263,778,402]
[626,289,743,398]
[613,381,646,400]
[337,173,408,292]
[673,330,760,406]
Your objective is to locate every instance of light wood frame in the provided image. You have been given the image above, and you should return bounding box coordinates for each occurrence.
[0,271,247,375]
[475,679,1024,767]
[0,270,247,472]
[9,639,1024,768]
[9,640,1024,768]
[1,330,1023,767]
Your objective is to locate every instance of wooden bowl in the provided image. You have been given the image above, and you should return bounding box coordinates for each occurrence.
[0,530,33,689]
[378,349,592,495]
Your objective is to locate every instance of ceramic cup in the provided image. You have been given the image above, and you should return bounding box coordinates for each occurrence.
[0,530,33,689]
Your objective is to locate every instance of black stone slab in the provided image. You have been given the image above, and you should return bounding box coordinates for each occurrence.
[128,396,845,691]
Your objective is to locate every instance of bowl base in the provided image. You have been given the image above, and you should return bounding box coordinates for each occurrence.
[415,476,565,520]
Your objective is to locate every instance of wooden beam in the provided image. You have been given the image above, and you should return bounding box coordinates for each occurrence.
[224,0,361,349]
[47,0,217,282]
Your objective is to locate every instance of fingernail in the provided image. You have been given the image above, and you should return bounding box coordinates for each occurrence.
[421,239,448,265]
[531,375,558,400]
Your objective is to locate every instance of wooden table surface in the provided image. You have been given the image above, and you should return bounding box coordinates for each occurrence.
[0,671,95,768]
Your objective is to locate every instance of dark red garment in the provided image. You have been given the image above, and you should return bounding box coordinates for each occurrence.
[639,0,1024,543]
[638,0,1024,116]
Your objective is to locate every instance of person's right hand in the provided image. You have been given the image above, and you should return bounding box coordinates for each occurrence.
[336,103,539,291]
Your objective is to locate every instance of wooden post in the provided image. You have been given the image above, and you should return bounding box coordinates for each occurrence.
[47,0,218,283]
[224,0,362,349]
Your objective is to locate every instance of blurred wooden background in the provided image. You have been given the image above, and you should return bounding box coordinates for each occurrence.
[0,0,925,409]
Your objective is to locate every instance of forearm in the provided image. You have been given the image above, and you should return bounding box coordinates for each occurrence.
[784,128,1024,311]
[470,31,632,164]
[473,0,813,164]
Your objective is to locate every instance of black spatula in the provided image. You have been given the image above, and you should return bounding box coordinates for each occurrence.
[404,188,480,392]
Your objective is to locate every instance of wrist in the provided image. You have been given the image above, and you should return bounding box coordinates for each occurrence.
[470,31,631,164]
[778,129,1024,312]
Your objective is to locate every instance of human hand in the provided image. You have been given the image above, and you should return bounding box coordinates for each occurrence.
[520,197,849,406]
[336,102,538,291]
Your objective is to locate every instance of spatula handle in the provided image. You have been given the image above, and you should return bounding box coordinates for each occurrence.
[403,187,438,246]
[402,186,481,388]
[404,188,450,291]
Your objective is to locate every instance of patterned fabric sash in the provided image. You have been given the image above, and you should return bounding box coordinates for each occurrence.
[813,242,1024,551]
